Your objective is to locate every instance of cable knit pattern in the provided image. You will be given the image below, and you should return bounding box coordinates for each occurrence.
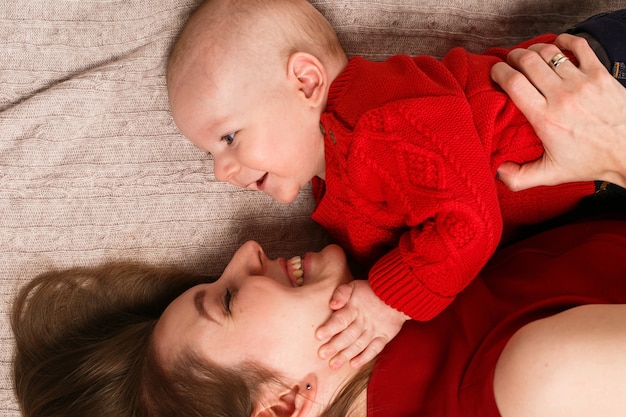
[313,36,595,320]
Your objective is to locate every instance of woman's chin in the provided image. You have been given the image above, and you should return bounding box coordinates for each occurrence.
[304,244,352,286]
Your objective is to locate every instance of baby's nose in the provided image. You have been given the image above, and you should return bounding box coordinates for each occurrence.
[212,155,239,184]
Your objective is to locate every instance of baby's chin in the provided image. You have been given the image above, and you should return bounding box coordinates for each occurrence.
[268,191,300,204]
[262,181,303,204]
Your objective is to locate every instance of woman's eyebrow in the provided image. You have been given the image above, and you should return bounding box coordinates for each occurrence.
[194,289,219,324]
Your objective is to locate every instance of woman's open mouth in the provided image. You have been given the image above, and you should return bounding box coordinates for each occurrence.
[288,255,304,286]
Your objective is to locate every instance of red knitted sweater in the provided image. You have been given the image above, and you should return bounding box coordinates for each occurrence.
[312,34,595,321]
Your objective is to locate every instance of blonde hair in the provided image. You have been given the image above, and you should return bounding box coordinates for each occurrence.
[12,260,372,417]
[167,0,346,88]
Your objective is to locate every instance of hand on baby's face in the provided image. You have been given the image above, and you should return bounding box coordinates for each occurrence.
[316,280,410,369]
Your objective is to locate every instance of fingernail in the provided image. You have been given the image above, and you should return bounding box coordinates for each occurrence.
[319,348,329,359]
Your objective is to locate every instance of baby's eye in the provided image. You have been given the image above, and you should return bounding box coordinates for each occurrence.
[221,132,236,145]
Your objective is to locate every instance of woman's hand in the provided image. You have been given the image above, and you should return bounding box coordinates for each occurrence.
[492,33,626,190]
[315,280,409,369]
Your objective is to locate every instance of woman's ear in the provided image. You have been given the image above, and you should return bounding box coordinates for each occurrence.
[252,376,318,417]
[287,52,327,108]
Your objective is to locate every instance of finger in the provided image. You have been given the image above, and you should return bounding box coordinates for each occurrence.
[328,283,353,310]
[491,61,547,124]
[319,322,365,362]
[507,46,562,88]
[497,160,560,191]
[497,161,535,191]
[328,330,370,369]
[328,352,348,370]
[555,33,604,72]
[527,42,578,79]
[316,307,354,341]
[349,337,387,368]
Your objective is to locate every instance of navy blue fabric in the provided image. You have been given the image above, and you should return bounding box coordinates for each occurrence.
[572,10,626,86]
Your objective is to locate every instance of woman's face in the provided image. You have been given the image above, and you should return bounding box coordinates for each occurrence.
[152,241,353,378]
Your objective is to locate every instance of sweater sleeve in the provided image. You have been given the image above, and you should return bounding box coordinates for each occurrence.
[350,96,503,321]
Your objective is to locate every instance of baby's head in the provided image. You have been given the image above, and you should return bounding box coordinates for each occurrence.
[167,0,347,203]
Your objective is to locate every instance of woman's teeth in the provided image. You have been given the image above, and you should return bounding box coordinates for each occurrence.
[289,255,304,286]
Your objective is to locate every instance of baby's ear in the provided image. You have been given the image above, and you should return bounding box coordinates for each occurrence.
[287,52,327,107]
[251,380,317,417]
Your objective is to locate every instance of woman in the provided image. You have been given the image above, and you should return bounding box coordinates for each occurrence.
[12,210,626,417]
[14,35,626,417]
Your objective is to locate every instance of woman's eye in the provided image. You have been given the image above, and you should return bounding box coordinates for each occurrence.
[221,132,236,145]
[223,288,233,313]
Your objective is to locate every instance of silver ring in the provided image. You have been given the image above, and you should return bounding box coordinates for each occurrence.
[550,53,569,69]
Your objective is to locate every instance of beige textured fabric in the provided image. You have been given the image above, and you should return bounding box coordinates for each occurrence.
[1,0,624,414]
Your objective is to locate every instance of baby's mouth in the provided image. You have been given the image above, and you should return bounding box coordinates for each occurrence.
[245,173,268,191]
[288,255,304,286]
[256,173,267,188]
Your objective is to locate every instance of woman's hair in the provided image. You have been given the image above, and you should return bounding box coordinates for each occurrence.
[12,260,374,417]
[11,261,208,417]
[150,350,375,417]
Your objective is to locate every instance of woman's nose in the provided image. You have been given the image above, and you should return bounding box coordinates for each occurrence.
[239,240,266,271]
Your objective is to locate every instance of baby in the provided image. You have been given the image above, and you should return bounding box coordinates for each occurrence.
[167,0,626,368]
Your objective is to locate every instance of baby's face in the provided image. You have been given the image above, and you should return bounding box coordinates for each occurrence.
[169,51,326,204]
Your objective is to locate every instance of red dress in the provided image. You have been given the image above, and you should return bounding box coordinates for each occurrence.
[367,214,626,416]
[313,33,595,321]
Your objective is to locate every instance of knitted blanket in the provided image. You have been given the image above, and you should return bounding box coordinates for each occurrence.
[1,0,622,414]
